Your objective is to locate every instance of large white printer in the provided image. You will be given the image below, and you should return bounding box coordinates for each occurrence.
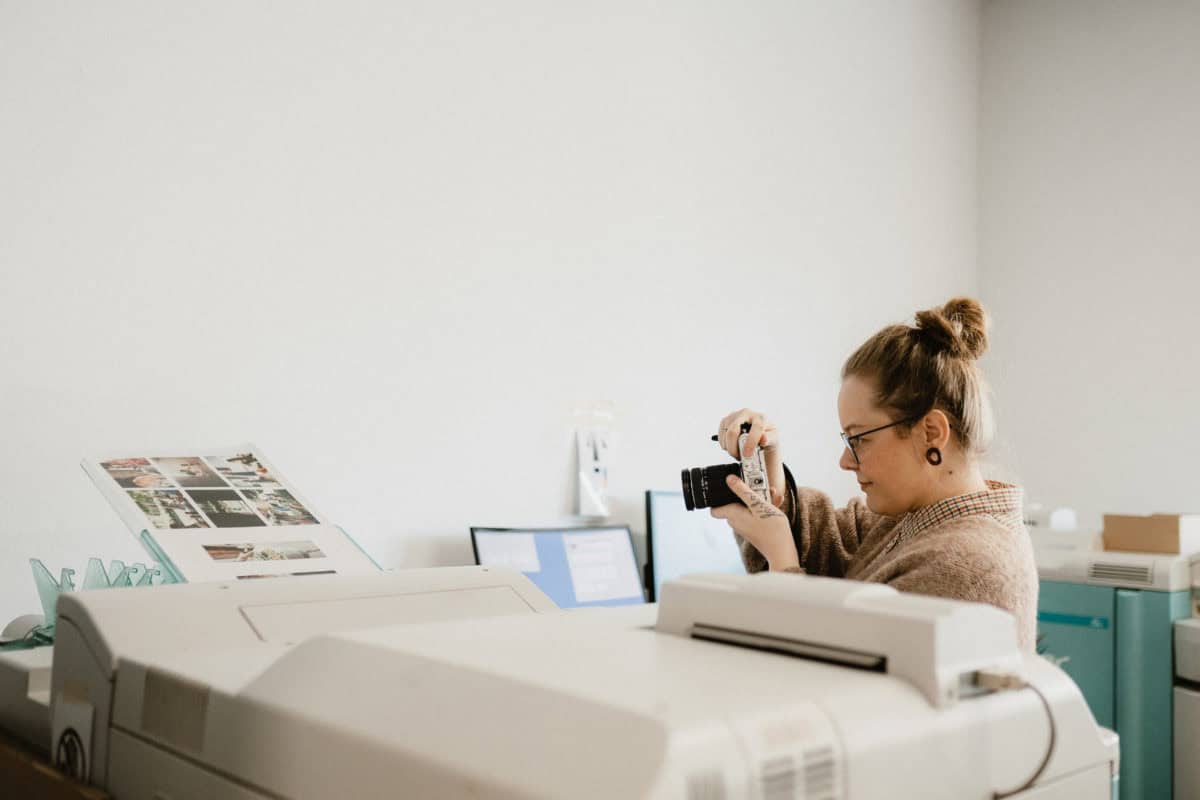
[0,567,1118,799]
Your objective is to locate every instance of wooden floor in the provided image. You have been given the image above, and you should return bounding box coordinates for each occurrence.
[0,728,109,799]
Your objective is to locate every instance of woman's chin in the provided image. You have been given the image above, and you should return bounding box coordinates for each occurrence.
[863,493,893,515]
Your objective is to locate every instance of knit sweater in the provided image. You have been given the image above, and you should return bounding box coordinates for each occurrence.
[735,467,1040,650]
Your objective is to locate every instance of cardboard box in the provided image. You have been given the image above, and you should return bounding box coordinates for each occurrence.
[1102,513,1200,555]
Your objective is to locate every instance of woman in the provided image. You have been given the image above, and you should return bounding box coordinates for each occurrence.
[712,297,1038,649]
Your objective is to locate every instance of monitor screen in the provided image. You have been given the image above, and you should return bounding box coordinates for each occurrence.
[645,490,747,601]
[470,526,646,609]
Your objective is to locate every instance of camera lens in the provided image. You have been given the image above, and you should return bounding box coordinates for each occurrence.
[680,463,742,510]
[681,469,697,511]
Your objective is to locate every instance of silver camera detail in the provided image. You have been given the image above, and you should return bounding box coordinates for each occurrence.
[738,429,771,504]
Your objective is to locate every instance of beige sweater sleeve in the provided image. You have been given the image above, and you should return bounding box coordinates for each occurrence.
[790,487,881,578]
[735,465,884,577]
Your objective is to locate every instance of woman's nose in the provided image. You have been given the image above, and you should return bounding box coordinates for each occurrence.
[839,447,857,472]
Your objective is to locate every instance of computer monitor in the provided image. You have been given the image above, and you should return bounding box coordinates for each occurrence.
[470,525,646,609]
[644,490,747,601]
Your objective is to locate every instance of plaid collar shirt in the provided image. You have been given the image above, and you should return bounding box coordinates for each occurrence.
[883,480,1025,555]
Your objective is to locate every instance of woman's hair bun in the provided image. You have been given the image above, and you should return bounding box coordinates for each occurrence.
[913,297,989,360]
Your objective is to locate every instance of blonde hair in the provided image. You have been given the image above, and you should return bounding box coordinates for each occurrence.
[842,297,995,454]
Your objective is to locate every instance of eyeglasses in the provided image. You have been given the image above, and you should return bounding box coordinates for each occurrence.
[840,417,918,465]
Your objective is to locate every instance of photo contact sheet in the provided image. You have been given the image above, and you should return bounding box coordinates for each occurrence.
[83,446,377,582]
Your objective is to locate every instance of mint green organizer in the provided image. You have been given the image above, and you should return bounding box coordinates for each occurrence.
[7,521,377,652]
[0,555,179,651]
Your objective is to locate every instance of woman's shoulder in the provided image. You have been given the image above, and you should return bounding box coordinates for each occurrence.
[922,512,1036,570]
[886,515,1037,607]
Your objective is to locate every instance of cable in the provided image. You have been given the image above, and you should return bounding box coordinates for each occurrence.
[971,669,1057,800]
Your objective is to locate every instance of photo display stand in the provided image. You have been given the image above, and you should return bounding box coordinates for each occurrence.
[82,445,380,584]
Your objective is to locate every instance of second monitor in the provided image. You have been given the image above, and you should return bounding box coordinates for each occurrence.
[645,490,747,601]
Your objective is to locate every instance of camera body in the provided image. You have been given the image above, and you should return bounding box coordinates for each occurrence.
[681,423,771,511]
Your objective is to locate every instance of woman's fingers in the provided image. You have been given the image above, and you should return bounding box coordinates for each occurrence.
[743,417,766,457]
[726,475,784,519]
[718,408,768,459]
[717,410,746,458]
[725,474,757,503]
[710,501,751,529]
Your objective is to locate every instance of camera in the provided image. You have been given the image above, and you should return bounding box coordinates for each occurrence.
[681,422,771,510]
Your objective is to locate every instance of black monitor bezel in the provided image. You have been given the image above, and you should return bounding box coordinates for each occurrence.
[643,490,688,602]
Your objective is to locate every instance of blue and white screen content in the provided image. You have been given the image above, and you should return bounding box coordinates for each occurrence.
[473,527,645,609]
[648,491,746,600]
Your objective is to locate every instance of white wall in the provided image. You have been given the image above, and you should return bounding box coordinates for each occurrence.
[981,0,1200,532]
[0,1,980,618]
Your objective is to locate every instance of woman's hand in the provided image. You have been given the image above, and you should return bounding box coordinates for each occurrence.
[711,475,799,571]
[717,408,786,508]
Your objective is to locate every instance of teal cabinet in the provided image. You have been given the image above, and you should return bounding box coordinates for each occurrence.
[1038,581,1116,726]
[1038,580,1191,800]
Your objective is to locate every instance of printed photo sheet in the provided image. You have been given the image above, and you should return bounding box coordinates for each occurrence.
[83,447,377,582]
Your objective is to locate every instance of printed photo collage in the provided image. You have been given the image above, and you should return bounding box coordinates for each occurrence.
[85,445,379,582]
[100,453,325,566]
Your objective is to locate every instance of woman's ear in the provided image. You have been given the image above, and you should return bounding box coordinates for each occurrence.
[920,410,952,449]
